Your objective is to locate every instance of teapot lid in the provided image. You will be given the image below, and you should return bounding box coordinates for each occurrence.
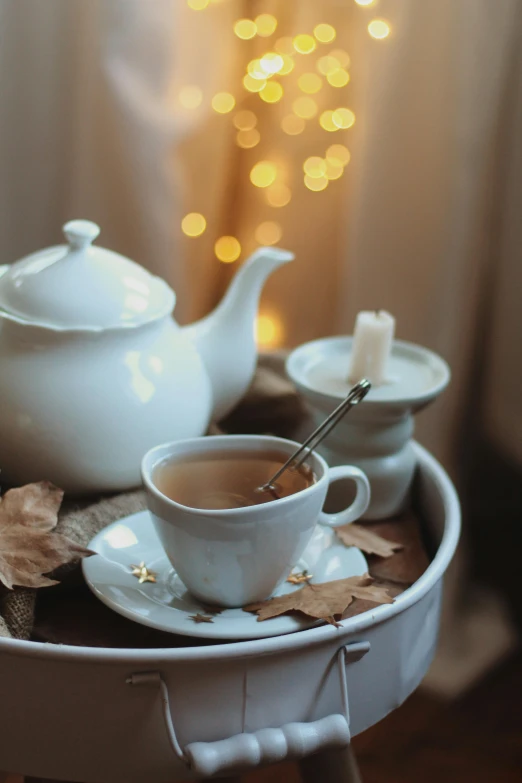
[0,220,175,331]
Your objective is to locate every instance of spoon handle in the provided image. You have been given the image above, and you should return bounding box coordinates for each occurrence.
[261,379,371,491]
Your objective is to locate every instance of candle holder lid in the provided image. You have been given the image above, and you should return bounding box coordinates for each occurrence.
[286,336,450,410]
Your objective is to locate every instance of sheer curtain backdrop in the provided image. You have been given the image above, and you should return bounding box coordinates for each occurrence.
[0,0,521,692]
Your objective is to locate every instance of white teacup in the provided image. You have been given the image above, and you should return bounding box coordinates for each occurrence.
[141,435,370,608]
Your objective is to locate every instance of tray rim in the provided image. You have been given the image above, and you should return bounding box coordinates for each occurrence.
[0,441,460,663]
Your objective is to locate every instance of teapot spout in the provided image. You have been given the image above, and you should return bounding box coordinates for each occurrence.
[183,247,294,421]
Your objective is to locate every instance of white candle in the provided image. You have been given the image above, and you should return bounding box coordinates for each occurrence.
[347,310,395,386]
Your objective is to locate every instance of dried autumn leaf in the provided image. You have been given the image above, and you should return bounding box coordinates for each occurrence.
[245,574,394,623]
[0,481,93,589]
[367,514,430,585]
[336,523,404,558]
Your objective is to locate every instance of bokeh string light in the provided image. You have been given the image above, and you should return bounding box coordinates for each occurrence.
[181,213,207,237]
[250,161,278,188]
[313,23,336,43]
[215,236,241,262]
[187,0,209,9]
[326,143,351,166]
[327,69,350,87]
[293,34,317,54]
[233,109,257,130]
[293,96,318,119]
[255,221,283,245]
[211,92,235,113]
[281,114,306,135]
[298,73,323,94]
[368,19,391,39]
[182,0,387,345]
[234,19,257,39]
[178,85,203,109]
[259,81,284,103]
[265,183,292,207]
[319,110,340,132]
[236,128,260,148]
[256,312,283,348]
[255,14,278,37]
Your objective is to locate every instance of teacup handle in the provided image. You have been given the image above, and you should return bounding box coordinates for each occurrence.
[318,466,370,528]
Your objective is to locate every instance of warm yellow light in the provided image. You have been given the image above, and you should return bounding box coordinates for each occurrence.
[215,236,241,263]
[281,114,306,135]
[187,0,209,10]
[234,18,257,39]
[298,73,323,94]
[266,183,292,207]
[250,161,278,188]
[233,110,257,131]
[211,92,235,113]
[314,23,336,43]
[255,221,283,246]
[303,156,327,178]
[355,0,375,5]
[256,312,283,348]
[178,85,203,109]
[236,129,260,149]
[293,96,318,119]
[278,55,295,75]
[324,160,344,180]
[304,174,329,191]
[327,69,350,87]
[330,49,351,68]
[255,13,278,37]
[260,52,284,74]
[319,110,339,132]
[326,143,351,166]
[316,55,342,75]
[259,81,283,103]
[368,19,391,39]
[293,34,317,54]
[274,37,295,55]
[332,107,356,129]
[248,59,268,80]
[181,212,206,237]
[243,74,266,92]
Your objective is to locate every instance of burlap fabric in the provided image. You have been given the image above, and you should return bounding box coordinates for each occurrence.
[0,355,307,640]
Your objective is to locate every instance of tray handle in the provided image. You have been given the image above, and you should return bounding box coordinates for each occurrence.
[126,641,370,777]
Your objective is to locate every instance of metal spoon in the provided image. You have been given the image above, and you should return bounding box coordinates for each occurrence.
[258,378,371,495]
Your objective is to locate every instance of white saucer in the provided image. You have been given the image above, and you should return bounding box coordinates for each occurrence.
[83,511,368,641]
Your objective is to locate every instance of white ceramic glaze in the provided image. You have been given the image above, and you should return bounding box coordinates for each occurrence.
[287,337,450,519]
[82,509,368,640]
[0,221,293,493]
[0,443,460,783]
[141,435,370,607]
[0,220,174,331]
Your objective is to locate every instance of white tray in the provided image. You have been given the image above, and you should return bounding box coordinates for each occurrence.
[0,442,460,781]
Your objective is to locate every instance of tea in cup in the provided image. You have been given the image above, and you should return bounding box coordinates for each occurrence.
[141,435,370,607]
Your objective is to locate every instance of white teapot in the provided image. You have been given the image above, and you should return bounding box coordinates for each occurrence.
[0,220,293,494]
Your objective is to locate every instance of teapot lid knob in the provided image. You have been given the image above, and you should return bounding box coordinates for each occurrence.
[63,220,100,249]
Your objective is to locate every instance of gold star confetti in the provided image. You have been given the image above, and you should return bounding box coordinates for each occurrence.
[189,613,214,623]
[130,561,157,584]
[286,569,313,585]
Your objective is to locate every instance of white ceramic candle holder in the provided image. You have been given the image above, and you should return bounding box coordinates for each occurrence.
[286,336,450,519]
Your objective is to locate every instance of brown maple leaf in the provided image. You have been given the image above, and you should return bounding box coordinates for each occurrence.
[0,481,93,589]
[336,523,404,558]
[245,574,394,623]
